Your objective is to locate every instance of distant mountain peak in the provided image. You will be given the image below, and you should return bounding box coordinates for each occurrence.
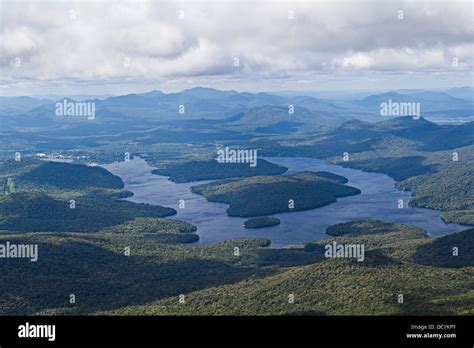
[338,119,370,130]
[358,91,405,103]
[181,87,237,98]
[140,90,165,97]
[184,87,224,92]
[376,116,439,129]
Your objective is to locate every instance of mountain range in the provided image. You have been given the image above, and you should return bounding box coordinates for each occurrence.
[1,86,473,126]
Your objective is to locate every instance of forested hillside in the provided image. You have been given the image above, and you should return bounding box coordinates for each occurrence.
[0,159,176,232]
[97,220,473,316]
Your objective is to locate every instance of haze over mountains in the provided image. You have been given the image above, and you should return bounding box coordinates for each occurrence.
[1,87,473,136]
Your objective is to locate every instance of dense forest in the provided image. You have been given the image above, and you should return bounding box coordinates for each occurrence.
[1,205,472,316]
[0,115,472,316]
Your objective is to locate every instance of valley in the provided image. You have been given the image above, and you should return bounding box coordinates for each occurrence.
[0,87,473,316]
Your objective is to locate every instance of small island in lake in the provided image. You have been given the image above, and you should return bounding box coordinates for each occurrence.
[244,217,280,229]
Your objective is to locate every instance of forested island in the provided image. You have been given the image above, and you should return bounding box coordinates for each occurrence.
[243,217,280,229]
[151,159,288,183]
[191,171,361,217]
[325,220,427,237]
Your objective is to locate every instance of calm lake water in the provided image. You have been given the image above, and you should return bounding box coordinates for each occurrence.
[103,157,468,248]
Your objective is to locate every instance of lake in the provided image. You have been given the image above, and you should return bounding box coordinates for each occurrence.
[104,157,468,248]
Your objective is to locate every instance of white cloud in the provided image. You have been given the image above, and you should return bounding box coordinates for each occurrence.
[0,0,472,93]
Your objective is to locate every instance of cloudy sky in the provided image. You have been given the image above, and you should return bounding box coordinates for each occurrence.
[0,0,473,96]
